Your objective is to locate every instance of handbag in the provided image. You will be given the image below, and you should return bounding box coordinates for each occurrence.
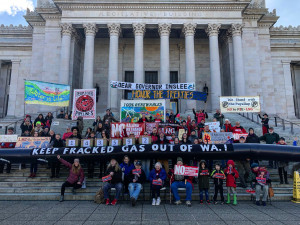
[268,184,274,198]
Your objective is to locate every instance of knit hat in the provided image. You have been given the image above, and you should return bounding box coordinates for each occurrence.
[251,163,259,169]
[177,157,183,162]
[36,121,41,126]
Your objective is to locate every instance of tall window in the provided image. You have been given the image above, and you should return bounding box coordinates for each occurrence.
[145,71,158,84]
[125,71,134,99]
[170,71,178,84]
[170,71,179,113]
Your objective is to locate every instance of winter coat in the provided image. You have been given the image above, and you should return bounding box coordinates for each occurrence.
[105,166,123,184]
[232,126,247,134]
[223,124,233,132]
[156,137,169,144]
[224,160,239,188]
[198,161,210,189]
[168,168,193,186]
[188,135,198,143]
[277,143,289,168]
[103,113,118,123]
[128,168,146,184]
[211,169,225,186]
[149,168,167,185]
[120,163,135,176]
[246,133,260,143]
[181,139,192,144]
[59,158,84,184]
[258,115,269,128]
[51,139,64,148]
[151,133,159,143]
[259,132,280,144]
[213,113,224,126]
[20,122,33,134]
[193,109,208,124]
[248,168,271,186]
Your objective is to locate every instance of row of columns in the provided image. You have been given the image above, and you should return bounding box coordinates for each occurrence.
[59,23,245,111]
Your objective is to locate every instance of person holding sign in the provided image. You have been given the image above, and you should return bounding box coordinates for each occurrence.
[169,157,193,207]
[57,155,85,202]
[198,160,210,204]
[224,160,239,206]
[120,156,135,194]
[211,162,225,204]
[128,161,146,207]
[149,162,167,206]
[69,127,82,140]
[103,159,123,206]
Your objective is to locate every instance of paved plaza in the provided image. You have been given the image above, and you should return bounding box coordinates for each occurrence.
[0,201,299,225]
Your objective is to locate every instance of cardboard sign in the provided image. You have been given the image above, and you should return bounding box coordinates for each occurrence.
[205,122,220,132]
[214,173,225,179]
[66,138,79,147]
[200,170,209,176]
[15,137,51,148]
[123,137,136,146]
[132,169,141,175]
[102,175,112,182]
[174,165,199,177]
[152,179,163,186]
[110,139,121,146]
[139,136,151,145]
[81,139,92,147]
[220,96,261,113]
[0,135,18,143]
[256,177,266,184]
[178,129,187,141]
[95,138,107,147]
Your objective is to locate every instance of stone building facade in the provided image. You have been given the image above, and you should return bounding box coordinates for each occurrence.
[0,0,300,119]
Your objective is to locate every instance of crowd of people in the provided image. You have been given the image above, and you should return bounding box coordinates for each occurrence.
[0,108,299,207]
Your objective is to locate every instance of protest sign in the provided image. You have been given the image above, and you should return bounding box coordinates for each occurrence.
[233,133,248,141]
[102,175,112,182]
[110,80,195,91]
[15,137,51,148]
[220,96,260,113]
[202,132,234,144]
[72,89,96,120]
[152,180,163,185]
[0,135,18,143]
[111,123,145,138]
[174,165,199,177]
[132,169,141,175]
[120,100,165,122]
[256,177,266,185]
[25,80,70,106]
[178,129,187,141]
[131,90,207,101]
[205,122,220,132]
[145,123,158,134]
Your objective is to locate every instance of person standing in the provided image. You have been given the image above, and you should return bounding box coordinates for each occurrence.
[198,160,210,204]
[211,162,225,204]
[213,109,224,128]
[49,134,64,178]
[224,160,239,206]
[258,113,269,135]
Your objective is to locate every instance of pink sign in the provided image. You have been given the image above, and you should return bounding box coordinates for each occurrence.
[174,165,199,177]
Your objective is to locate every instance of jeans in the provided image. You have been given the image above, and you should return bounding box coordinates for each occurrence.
[214,185,224,202]
[103,182,123,200]
[199,188,209,201]
[171,181,192,201]
[30,163,38,174]
[61,181,82,196]
[128,183,142,200]
[141,160,150,178]
[255,184,268,201]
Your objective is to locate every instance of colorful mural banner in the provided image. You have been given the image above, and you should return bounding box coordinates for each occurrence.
[120,100,166,122]
[15,137,51,149]
[110,123,145,138]
[220,96,261,113]
[201,132,234,144]
[24,80,70,106]
[72,89,96,120]
[131,90,207,101]
[110,80,195,91]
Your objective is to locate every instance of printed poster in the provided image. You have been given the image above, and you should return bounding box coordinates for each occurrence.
[72,89,96,120]
[111,123,145,138]
[220,96,260,113]
[174,165,199,177]
[0,135,18,143]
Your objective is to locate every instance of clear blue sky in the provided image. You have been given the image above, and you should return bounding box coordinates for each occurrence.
[0,0,299,27]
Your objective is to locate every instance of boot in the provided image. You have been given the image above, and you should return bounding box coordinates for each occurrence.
[233,194,237,206]
[226,193,231,204]
[59,195,64,202]
[284,171,289,184]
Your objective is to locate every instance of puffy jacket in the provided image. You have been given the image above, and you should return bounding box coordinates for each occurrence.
[232,126,247,134]
[224,160,239,188]
[246,133,260,143]
[223,124,233,132]
[259,132,280,144]
[120,163,135,176]
[198,161,210,189]
[211,169,225,186]
[149,168,167,184]
[59,158,84,184]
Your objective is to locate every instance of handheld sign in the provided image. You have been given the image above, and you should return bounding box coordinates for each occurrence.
[81,139,92,147]
[66,138,79,147]
[152,179,163,186]
[200,170,209,176]
[256,177,266,184]
[214,173,225,179]
[132,169,141,175]
[174,165,198,177]
[95,138,107,147]
[102,175,112,182]
[139,136,151,144]
[110,138,121,146]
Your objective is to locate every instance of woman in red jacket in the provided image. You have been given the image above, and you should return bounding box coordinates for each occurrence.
[57,155,85,202]
[224,160,239,206]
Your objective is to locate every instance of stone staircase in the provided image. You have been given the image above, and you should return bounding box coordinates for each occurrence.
[0,163,294,202]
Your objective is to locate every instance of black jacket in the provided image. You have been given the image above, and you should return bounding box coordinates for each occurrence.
[51,139,64,148]
[211,169,225,186]
[128,168,146,184]
[138,117,149,123]
[105,166,123,184]
[246,133,260,143]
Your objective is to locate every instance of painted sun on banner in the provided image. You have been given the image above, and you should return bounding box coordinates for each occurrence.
[25,80,70,106]
[72,89,96,120]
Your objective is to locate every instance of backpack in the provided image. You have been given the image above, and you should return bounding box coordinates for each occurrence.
[94,187,105,204]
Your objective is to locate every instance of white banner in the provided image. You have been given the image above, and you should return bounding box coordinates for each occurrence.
[72,89,96,120]
[110,80,195,91]
[205,122,221,132]
[0,135,18,143]
[220,96,261,113]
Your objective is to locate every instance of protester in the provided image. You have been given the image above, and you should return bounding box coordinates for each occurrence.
[69,127,82,139]
[50,134,64,178]
[103,109,118,123]
[149,162,167,206]
[93,116,103,131]
[246,128,260,143]
[57,110,64,119]
[211,162,225,204]
[277,137,289,184]
[169,157,193,207]
[40,127,50,137]
[181,133,191,144]
[33,121,43,134]
[45,112,54,127]
[57,155,84,202]
[34,114,45,127]
[120,155,135,194]
[20,118,33,135]
[62,128,73,140]
[193,108,208,124]
[29,131,39,178]
[49,130,56,143]
[197,119,206,135]
[95,123,104,138]
[224,160,239,205]
[213,109,224,127]
[223,119,233,132]
[232,122,247,134]
[236,157,250,188]
[0,127,15,173]
[258,113,269,135]
[128,161,146,206]
[138,113,149,123]
[103,159,123,206]
[198,160,210,204]
[151,128,159,143]
[84,127,93,139]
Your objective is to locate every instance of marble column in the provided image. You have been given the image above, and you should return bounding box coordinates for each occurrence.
[133,23,146,83]
[206,24,222,111]
[231,24,246,96]
[59,23,73,85]
[183,23,197,110]
[158,23,171,83]
[83,23,98,89]
[107,23,121,111]
[7,60,21,117]
[282,60,296,118]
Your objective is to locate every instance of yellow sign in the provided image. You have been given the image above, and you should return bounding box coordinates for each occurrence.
[292,171,300,203]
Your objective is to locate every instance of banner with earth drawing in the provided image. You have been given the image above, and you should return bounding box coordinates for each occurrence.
[72,89,96,120]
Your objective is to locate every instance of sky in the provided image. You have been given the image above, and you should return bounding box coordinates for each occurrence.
[0,0,299,27]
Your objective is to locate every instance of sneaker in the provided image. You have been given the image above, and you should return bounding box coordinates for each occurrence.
[221,201,225,205]
[199,200,203,204]
[105,199,110,205]
[59,195,64,202]
[131,197,136,207]
[262,201,266,206]
[256,201,260,206]
[156,197,161,206]
[174,200,182,205]
[186,201,192,207]
[28,173,33,178]
[214,201,218,205]
[152,198,156,206]
[111,199,117,206]
[206,200,211,205]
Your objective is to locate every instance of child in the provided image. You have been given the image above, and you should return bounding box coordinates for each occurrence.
[198,160,210,204]
[224,160,239,205]
[211,162,225,204]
